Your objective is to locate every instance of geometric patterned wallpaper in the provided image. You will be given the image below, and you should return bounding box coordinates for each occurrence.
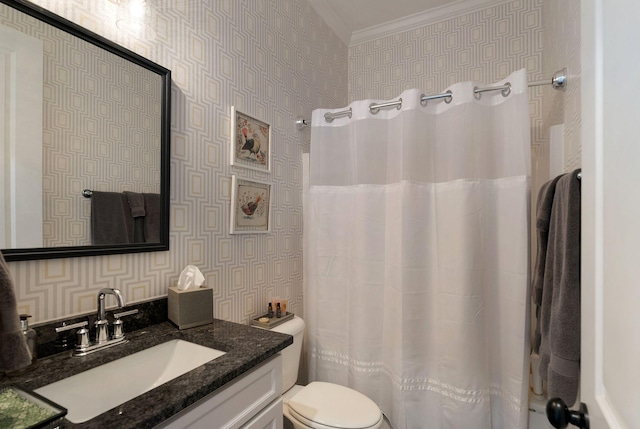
[540,0,581,176]
[348,0,546,154]
[6,0,348,324]
[41,50,161,247]
[4,0,579,327]
[531,0,581,273]
[0,5,161,247]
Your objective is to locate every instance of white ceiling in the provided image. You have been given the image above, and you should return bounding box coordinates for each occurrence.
[321,0,455,31]
[308,0,507,46]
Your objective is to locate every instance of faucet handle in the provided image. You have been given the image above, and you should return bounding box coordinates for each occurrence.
[55,321,89,351]
[55,320,88,333]
[113,309,139,339]
[113,309,139,319]
[76,326,90,350]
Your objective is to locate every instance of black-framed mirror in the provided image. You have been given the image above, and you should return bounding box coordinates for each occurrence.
[0,0,170,261]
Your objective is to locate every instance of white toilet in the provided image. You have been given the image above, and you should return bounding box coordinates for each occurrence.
[267,316,383,429]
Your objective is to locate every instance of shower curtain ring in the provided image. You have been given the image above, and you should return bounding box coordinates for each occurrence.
[501,82,512,97]
[420,90,453,106]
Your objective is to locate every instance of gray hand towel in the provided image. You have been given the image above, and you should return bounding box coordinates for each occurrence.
[91,191,134,245]
[0,251,32,373]
[538,169,581,406]
[124,191,146,218]
[532,174,564,353]
[143,193,161,243]
[124,191,146,243]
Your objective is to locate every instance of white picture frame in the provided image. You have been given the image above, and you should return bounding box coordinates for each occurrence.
[230,106,271,173]
[230,175,272,234]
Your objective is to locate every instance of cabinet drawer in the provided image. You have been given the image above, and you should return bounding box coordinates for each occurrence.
[157,354,282,429]
[240,398,283,429]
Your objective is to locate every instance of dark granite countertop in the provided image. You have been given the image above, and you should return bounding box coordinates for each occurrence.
[0,319,292,428]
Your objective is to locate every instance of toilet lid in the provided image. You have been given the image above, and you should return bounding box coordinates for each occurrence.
[288,382,382,429]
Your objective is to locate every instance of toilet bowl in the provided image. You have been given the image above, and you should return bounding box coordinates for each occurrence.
[284,381,382,429]
[263,316,383,429]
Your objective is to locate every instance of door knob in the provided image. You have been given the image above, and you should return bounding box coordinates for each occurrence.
[546,398,590,429]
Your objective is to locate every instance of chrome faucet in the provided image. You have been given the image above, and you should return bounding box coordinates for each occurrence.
[54,288,138,356]
[95,288,125,344]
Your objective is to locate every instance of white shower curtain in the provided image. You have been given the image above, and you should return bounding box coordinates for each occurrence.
[304,69,531,429]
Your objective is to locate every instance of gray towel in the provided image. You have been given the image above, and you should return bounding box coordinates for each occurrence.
[124,191,146,218]
[532,174,564,353]
[124,191,146,243]
[538,169,581,406]
[91,191,134,245]
[0,251,32,373]
[143,193,161,243]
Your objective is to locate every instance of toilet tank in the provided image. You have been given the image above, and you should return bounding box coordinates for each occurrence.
[270,316,305,393]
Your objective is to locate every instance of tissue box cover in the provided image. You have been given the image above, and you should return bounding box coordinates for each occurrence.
[168,286,213,329]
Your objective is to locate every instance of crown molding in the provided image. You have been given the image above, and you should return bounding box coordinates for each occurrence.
[307,0,352,46]
[349,0,515,47]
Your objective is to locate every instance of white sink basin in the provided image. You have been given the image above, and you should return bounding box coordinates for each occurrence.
[34,339,225,423]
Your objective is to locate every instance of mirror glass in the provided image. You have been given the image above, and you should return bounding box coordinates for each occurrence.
[0,0,170,261]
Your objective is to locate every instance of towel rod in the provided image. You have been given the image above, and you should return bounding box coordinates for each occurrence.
[82,189,93,198]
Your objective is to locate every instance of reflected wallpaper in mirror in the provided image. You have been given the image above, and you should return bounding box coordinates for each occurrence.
[0,0,170,260]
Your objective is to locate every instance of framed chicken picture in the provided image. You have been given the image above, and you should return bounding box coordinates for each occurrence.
[230,176,272,234]
[230,106,271,172]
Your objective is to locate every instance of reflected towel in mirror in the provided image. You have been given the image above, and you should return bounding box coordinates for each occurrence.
[124,191,146,243]
[143,193,161,243]
[90,192,134,245]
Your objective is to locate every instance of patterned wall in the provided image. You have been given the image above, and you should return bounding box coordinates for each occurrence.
[348,0,546,154]
[6,0,348,324]
[539,0,581,177]
[345,0,582,243]
[0,5,160,247]
[5,0,579,326]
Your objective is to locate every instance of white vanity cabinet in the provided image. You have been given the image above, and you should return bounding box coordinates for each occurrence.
[156,354,283,429]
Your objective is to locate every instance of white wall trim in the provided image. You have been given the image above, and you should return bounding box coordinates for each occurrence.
[307,0,352,46]
[349,0,515,46]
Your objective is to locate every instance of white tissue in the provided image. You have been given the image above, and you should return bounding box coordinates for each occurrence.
[177,265,205,291]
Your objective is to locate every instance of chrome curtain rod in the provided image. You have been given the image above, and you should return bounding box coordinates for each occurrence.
[324,107,352,123]
[295,68,567,129]
[82,189,93,198]
[475,67,567,98]
[529,68,567,89]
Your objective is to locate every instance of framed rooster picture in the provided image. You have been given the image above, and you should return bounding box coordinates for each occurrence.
[230,107,271,172]
[230,176,272,234]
